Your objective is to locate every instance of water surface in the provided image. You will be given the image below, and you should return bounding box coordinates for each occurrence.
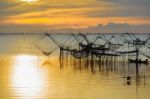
[0,34,150,99]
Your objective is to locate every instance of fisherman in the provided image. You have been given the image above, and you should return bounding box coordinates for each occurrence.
[127,76,131,85]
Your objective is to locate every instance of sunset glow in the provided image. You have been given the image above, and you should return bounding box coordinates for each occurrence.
[21,0,38,3]
[11,55,45,97]
[0,0,150,33]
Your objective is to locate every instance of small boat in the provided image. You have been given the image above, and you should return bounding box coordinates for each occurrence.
[128,59,148,64]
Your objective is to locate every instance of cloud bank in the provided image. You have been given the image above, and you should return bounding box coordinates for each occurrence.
[0,23,149,33]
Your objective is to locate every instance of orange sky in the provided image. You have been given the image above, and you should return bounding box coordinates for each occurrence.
[0,0,150,32]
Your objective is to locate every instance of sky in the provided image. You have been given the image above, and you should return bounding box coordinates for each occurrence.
[0,0,150,33]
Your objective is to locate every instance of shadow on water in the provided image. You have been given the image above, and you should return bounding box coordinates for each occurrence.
[58,52,150,99]
[41,60,52,66]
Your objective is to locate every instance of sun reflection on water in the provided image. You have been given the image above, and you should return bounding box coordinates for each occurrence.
[11,54,45,98]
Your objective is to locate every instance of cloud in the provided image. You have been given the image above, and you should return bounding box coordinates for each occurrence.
[1,0,149,19]
[50,23,150,33]
[0,23,150,33]
[94,0,150,17]
[104,0,150,5]
[0,0,149,32]
[0,0,111,18]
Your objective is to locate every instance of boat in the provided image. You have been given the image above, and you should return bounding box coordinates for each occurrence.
[128,59,148,64]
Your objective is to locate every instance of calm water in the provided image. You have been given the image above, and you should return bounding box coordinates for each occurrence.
[0,34,150,99]
[1,55,150,99]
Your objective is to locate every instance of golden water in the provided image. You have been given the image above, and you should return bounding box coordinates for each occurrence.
[0,54,150,99]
